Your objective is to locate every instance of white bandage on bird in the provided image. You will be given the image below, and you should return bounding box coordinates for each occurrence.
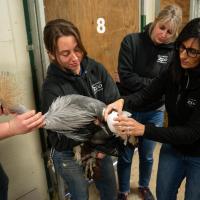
[106,110,138,145]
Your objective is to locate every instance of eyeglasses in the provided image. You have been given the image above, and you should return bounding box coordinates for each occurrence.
[179,44,200,58]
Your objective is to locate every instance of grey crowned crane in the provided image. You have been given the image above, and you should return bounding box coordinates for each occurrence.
[44,94,138,154]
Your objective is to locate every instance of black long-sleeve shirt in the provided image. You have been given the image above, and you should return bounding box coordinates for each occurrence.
[124,66,200,156]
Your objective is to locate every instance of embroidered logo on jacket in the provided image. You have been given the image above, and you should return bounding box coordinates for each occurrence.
[157,55,168,64]
[187,98,197,108]
[92,81,103,94]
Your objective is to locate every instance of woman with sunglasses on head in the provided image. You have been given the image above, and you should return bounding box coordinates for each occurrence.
[104,17,200,200]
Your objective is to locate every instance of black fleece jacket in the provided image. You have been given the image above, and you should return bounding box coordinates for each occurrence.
[124,65,200,156]
[118,26,175,111]
[41,56,120,151]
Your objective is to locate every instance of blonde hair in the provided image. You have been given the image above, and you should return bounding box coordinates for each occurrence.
[149,4,182,42]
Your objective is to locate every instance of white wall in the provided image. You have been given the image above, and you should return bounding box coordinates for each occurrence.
[145,0,156,24]
[190,0,200,18]
[0,0,49,199]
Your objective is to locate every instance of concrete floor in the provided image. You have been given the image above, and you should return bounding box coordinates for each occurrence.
[88,143,185,200]
[53,143,185,200]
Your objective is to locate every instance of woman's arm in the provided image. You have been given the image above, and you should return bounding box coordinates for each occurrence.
[0,110,45,140]
[112,104,200,145]
[124,70,167,111]
[104,70,168,120]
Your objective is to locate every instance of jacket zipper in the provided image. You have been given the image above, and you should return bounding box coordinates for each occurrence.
[185,71,190,89]
[176,71,190,105]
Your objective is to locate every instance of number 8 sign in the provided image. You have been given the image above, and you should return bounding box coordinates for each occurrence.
[97,17,106,33]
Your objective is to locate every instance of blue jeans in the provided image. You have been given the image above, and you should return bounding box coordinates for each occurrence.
[117,110,164,192]
[53,150,117,200]
[157,144,200,200]
[0,163,9,200]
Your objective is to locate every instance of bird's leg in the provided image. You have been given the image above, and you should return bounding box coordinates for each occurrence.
[73,145,82,164]
[84,157,96,178]
[128,136,139,146]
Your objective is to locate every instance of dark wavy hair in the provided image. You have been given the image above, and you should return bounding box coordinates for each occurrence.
[171,18,200,83]
[43,19,87,58]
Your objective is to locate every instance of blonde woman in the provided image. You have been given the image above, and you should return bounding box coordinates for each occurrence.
[116,4,182,200]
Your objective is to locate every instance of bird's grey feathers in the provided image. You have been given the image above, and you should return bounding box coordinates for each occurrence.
[44,94,106,141]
